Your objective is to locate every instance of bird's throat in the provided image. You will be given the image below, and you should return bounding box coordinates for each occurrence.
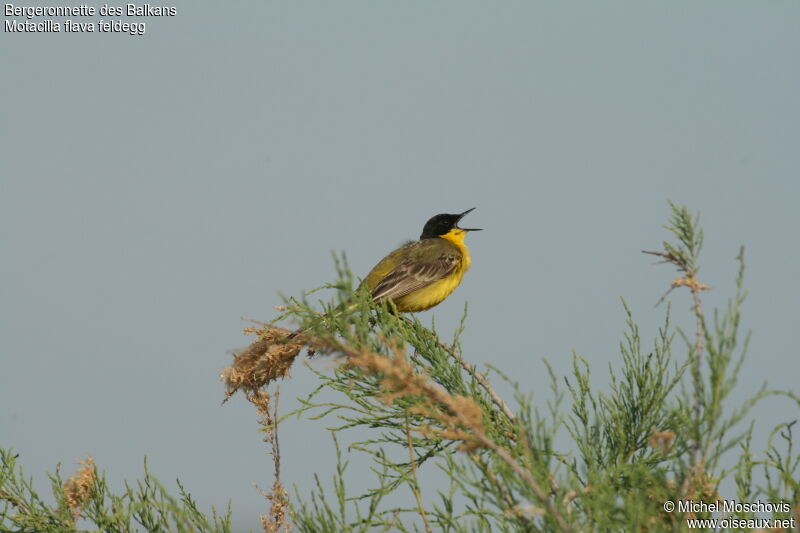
[439,228,467,246]
[438,229,471,269]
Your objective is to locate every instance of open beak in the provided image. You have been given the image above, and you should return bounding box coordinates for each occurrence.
[456,207,482,232]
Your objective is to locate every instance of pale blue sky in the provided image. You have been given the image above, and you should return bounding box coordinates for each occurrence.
[2,2,799,530]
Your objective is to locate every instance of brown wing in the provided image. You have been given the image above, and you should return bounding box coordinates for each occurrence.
[370,252,460,302]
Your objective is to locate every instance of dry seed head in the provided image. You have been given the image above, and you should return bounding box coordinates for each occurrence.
[221,327,306,399]
[62,456,96,520]
[648,430,676,455]
[672,276,710,292]
[260,478,291,533]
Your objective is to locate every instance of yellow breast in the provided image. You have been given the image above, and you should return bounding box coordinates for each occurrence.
[393,228,471,312]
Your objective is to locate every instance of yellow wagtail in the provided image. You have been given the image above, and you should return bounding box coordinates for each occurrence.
[361,208,482,312]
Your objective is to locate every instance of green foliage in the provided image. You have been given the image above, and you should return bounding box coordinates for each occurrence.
[0,450,231,532]
[279,202,798,531]
[2,202,798,532]
[662,200,704,277]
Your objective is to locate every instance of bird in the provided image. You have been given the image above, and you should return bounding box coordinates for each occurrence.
[361,208,482,312]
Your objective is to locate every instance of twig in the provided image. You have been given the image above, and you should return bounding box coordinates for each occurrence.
[0,488,31,516]
[405,417,433,533]
[644,230,711,499]
[471,429,573,533]
[472,453,520,518]
[271,388,282,477]
[242,316,271,327]
[691,288,705,426]
[249,388,290,533]
[681,284,707,498]
[447,345,518,423]
[406,318,517,423]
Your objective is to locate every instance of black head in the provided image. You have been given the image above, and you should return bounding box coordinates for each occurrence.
[419,207,482,239]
